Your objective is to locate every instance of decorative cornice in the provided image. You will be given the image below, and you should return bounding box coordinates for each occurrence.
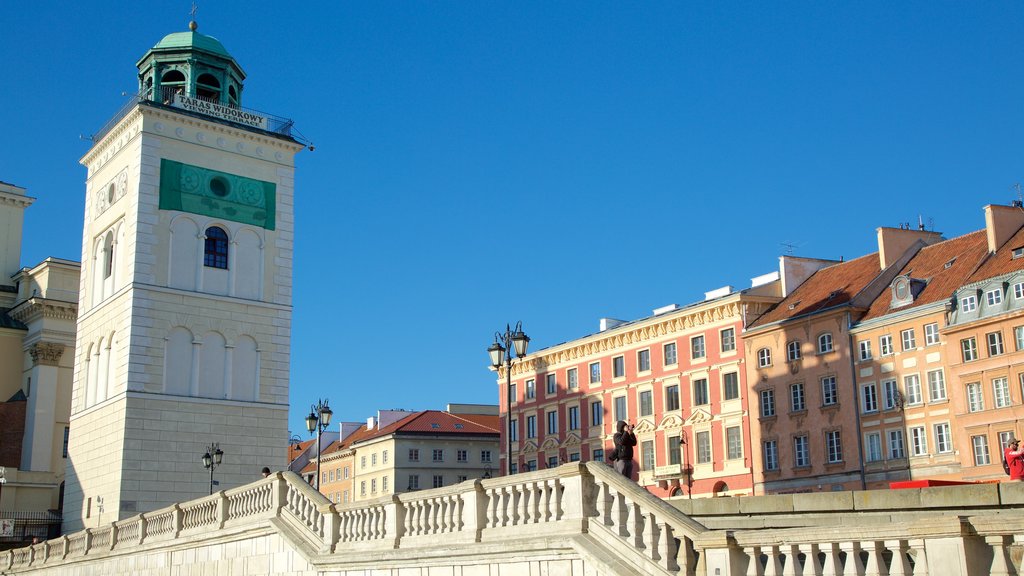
[0,192,34,208]
[9,299,79,324]
[30,342,65,366]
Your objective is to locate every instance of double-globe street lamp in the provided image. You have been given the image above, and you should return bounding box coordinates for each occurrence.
[305,399,333,490]
[201,443,224,495]
[488,322,530,476]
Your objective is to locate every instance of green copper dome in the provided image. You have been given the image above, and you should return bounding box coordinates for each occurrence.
[152,30,231,58]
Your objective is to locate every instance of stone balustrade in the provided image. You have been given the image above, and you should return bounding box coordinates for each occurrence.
[5,465,1024,575]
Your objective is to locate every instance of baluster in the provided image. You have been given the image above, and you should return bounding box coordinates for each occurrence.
[642,512,657,562]
[744,546,764,576]
[485,488,497,529]
[553,478,564,520]
[455,495,465,532]
[838,542,865,576]
[885,540,911,576]
[612,490,628,537]
[863,540,886,576]
[780,544,801,576]
[800,544,821,575]
[404,502,415,536]
[985,535,1015,576]
[819,542,841,576]
[628,501,643,548]
[519,483,532,524]
[763,545,783,576]
[658,522,679,572]
[599,482,613,526]
[501,486,512,527]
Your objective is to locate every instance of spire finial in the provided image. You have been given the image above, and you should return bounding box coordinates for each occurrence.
[189,2,198,31]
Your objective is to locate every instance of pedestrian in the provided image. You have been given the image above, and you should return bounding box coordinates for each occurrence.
[261,466,271,478]
[1005,439,1024,481]
[613,420,637,479]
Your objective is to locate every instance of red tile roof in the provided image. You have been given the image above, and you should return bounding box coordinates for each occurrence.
[861,230,990,321]
[287,439,315,463]
[749,252,883,328]
[965,225,1024,285]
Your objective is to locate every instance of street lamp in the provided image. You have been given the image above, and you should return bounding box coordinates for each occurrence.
[201,443,224,495]
[305,398,333,490]
[488,321,530,476]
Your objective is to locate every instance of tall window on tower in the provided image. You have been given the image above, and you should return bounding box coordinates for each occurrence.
[103,232,115,279]
[204,226,229,269]
[160,70,186,103]
[196,73,221,102]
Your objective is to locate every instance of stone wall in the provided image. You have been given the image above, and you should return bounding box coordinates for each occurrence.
[0,398,25,467]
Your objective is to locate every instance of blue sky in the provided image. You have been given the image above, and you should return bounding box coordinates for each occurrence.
[3,3,1023,439]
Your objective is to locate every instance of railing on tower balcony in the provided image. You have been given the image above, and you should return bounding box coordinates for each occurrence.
[90,86,308,146]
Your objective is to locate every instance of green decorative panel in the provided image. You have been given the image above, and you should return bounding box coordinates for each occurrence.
[159,159,276,230]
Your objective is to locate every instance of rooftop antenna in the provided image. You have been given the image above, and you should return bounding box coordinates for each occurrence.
[780,240,802,255]
[1013,183,1023,209]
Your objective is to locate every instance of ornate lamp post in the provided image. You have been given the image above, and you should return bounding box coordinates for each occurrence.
[201,443,224,495]
[488,322,530,476]
[305,398,333,490]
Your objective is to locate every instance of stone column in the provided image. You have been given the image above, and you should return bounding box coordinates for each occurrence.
[21,343,65,472]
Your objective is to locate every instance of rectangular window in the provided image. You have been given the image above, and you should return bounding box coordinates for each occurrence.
[883,379,899,410]
[329,469,335,482]
[693,378,709,406]
[826,430,843,463]
[344,467,349,479]
[665,384,680,411]
[901,329,916,351]
[924,323,940,346]
[613,396,626,422]
[433,475,444,488]
[791,382,805,412]
[972,435,991,466]
[457,449,468,463]
[888,429,905,459]
[1017,327,1024,351]
[994,377,1011,408]
[593,448,605,462]
[1001,431,1016,450]
[987,289,1003,306]
[988,332,1005,356]
[510,463,518,474]
[409,449,420,462]
[525,379,535,399]
[696,431,711,464]
[664,342,678,366]
[568,406,579,430]
[913,371,939,405]
[457,475,467,483]
[510,383,517,403]
[639,390,653,416]
[360,456,366,469]
[568,368,578,389]
[546,373,557,395]
[723,372,739,400]
[569,452,580,462]
[642,440,655,470]
[934,423,952,453]
[589,362,601,384]
[546,410,557,435]
[433,449,444,462]
[967,382,984,412]
[371,478,377,494]
[371,453,377,466]
[481,450,492,463]
[794,435,809,467]
[904,374,922,405]
[763,440,779,471]
[760,389,775,417]
[527,460,537,471]
[591,400,603,426]
[526,415,536,439]
[865,432,882,462]
[721,328,736,352]
[787,341,801,361]
[691,335,706,360]
[383,450,388,464]
[961,295,977,312]
[668,435,681,465]
[612,356,625,378]
[1016,283,1024,299]
[862,383,878,413]
[360,481,366,496]
[910,426,927,456]
[637,349,651,372]
[859,340,872,361]
[879,335,893,356]
[510,419,518,441]
[821,376,837,406]
[63,427,70,458]
[547,456,558,469]
[726,426,742,459]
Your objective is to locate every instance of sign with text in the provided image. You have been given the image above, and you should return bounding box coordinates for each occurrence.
[172,94,268,130]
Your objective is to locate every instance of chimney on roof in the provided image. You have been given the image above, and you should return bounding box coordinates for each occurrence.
[599,318,626,331]
[877,226,943,269]
[778,256,836,297]
[704,286,733,301]
[338,422,361,441]
[985,204,1024,253]
[366,416,376,430]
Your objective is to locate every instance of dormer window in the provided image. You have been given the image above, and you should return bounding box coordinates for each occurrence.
[1013,247,1024,260]
[944,257,956,269]
[891,275,913,308]
[961,295,977,313]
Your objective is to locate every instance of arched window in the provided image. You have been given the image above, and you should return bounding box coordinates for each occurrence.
[196,73,221,102]
[161,70,186,102]
[103,232,115,279]
[818,333,834,354]
[757,347,772,368]
[787,340,801,361]
[204,226,229,269]
[228,85,239,107]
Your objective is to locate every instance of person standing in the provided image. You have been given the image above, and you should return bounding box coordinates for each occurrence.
[613,420,637,479]
[1005,438,1024,481]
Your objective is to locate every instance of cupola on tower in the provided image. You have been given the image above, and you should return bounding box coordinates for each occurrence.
[63,21,304,532]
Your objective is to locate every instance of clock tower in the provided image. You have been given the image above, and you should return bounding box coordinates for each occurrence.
[63,21,304,531]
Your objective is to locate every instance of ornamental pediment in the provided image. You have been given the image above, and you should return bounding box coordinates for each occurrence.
[540,437,560,451]
[633,418,656,434]
[563,433,581,447]
[522,441,538,454]
[659,413,684,430]
[685,408,713,425]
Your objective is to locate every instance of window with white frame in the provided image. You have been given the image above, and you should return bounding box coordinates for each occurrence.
[764,440,779,471]
[726,426,743,459]
[433,475,444,488]
[910,426,927,456]
[961,295,977,312]
[723,372,740,401]
[409,448,420,462]
[987,289,1003,306]
[526,379,535,399]
[642,440,655,470]
[638,349,651,372]
[664,342,677,366]
[360,481,366,496]
[665,384,680,411]
[972,435,991,465]
[613,396,626,422]
[790,382,805,412]
[589,362,601,384]
[567,367,578,389]
[591,400,603,426]
[794,435,810,467]
[988,332,1005,356]
[526,415,536,438]
[481,450,492,463]
[787,340,801,361]
[861,383,878,413]
[967,382,984,412]
[994,377,1011,408]
[888,429,905,459]
[612,356,625,378]
[568,406,580,430]
[1016,327,1024,351]
[904,374,922,405]
[818,333,834,354]
[901,328,916,351]
[760,389,776,417]
[865,432,882,462]
[879,335,894,356]
[821,376,838,406]
[546,410,558,434]
[924,323,940,346]
[546,373,557,395]
[721,328,736,353]
[859,340,872,361]
[826,430,843,463]
[1001,431,1017,450]
[668,435,681,465]
[934,423,952,453]
[509,419,518,441]
[693,378,709,406]
[433,449,444,462]
[883,379,900,410]
[691,335,706,360]
[371,478,377,494]
[1016,282,1024,299]
[758,347,772,367]
[696,431,711,464]
[927,369,946,401]
[639,390,653,416]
